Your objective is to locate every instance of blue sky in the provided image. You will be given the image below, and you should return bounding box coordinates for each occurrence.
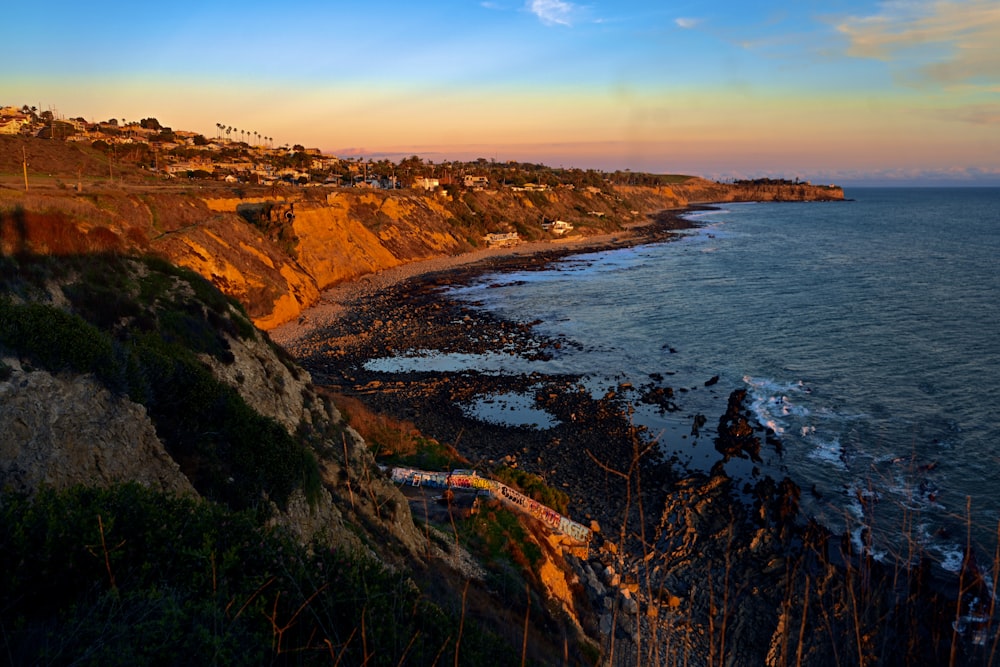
[3,0,998,184]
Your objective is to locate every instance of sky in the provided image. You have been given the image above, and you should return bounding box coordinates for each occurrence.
[3,0,999,185]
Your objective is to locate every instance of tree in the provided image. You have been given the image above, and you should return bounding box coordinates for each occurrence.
[140,117,162,130]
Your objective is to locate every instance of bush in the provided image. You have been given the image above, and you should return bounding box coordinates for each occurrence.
[461,502,543,579]
[0,485,516,666]
[493,466,570,516]
[0,299,116,377]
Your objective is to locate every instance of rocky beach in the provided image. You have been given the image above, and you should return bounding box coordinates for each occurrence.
[269,209,698,532]
[270,207,991,666]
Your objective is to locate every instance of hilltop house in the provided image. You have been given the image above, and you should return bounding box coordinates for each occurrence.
[463,175,489,189]
[412,177,439,191]
[0,112,31,135]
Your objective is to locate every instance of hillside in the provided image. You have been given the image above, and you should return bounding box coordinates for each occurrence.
[1,135,844,332]
[0,252,605,664]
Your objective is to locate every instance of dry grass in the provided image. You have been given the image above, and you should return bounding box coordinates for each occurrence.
[330,392,421,458]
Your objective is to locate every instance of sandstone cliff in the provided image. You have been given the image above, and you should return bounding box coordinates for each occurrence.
[1,176,843,333]
[0,357,195,497]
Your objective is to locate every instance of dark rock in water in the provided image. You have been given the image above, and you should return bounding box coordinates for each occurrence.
[691,413,707,437]
[715,389,762,463]
[639,384,679,413]
[704,375,719,387]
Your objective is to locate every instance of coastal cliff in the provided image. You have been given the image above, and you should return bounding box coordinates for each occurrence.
[0,175,842,331]
[1,253,578,663]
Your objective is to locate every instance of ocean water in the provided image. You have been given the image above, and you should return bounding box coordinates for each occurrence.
[373,188,1000,568]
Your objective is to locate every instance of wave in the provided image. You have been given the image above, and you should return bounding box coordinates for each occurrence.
[742,375,811,435]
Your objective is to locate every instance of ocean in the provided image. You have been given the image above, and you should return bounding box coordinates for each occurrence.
[370,187,1000,570]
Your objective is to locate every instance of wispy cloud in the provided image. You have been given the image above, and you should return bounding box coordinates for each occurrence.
[528,0,578,27]
[674,17,701,30]
[931,102,1000,125]
[836,0,1000,86]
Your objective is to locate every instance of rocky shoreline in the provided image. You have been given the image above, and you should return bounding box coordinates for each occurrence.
[271,209,699,533]
[271,207,986,665]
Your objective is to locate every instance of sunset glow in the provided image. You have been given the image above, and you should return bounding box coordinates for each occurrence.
[4,0,998,184]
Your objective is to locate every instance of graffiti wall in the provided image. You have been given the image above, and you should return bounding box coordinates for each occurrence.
[388,466,591,544]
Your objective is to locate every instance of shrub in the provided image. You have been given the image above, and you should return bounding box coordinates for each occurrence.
[494,466,570,516]
[0,484,517,666]
[461,501,543,578]
[0,299,116,377]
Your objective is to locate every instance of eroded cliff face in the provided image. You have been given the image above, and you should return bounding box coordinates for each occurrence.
[1,179,842,333]
[0,357,195,497]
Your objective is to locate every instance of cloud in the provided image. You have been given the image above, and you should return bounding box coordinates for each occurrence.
[674,17,700,29]
[528,0,577,26]
[931,103,1000,125]
[835,0,1000,85]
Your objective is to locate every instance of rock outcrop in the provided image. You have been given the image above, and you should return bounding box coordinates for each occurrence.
[715,389,764,462]
[0,358,195,497]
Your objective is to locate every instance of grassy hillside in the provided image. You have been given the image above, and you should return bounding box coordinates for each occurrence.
[0,251,601,665]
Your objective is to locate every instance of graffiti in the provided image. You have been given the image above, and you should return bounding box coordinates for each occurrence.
[390,467,448,488]
[388,466,591,544]
[447,471,495,492]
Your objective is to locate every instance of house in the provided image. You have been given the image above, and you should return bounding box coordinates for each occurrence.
[412,177,439,191]
[485,232,519,248]
[463,175,489,189]
[541,220,574,236]
[164,161,215,175]
[0,114,30,135]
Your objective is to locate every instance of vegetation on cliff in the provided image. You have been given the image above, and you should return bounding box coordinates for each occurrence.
[0,254,319,511]
[0,484,516,666]
[0,251,600,665]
